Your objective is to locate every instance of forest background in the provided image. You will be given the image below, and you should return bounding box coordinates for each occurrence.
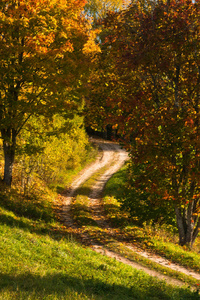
[0,0,200,249]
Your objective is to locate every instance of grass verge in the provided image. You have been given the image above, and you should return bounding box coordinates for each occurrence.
[2,188,200,299]
[1,202,200,300]
[70,164,200,289]
[103,166,200,272]
[0,145,199,299]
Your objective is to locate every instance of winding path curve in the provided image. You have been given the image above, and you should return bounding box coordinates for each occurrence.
[60,137,200,290]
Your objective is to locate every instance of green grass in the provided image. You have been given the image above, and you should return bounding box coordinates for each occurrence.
[105,241,200,288]
[103,195,200,274]
[50,143,99,194]
[71,196,200,288]
[70,164,200,289]
[103,165,200,273]
[0,185,199,299]
[0,208,199,300]
[0,145,200,299]
[71,195,96,226]
[75,163,112,197]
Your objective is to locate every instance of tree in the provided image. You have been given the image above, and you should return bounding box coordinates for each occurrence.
[84,0,131,22]
[91,0,200,246]
[83,0,130,135]
[0,0,97,186]
[16,113,90,194]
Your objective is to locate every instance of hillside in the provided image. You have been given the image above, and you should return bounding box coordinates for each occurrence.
[0,138,199,299]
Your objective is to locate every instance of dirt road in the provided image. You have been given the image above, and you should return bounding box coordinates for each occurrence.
[61,138,128,228]
[60,138,200,290]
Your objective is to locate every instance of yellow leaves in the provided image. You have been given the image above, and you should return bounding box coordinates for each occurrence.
[26,36,48,55]
[135,137,142,144]
[1,0,100,59]
[83,29,101,55]
[83,39,101,54]
[63,41,74,52]
[26,30,74,56]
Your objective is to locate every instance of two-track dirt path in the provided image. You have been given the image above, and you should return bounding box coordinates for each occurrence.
[60,137,200,290]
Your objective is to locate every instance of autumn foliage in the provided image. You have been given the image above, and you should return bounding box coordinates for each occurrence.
[0,0,99,186]
[89,0,200,246]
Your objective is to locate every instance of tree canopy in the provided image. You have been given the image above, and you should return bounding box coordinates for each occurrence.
[87,0,200,247]
[84,0,131,21]
[1,0,199,247]
[0,0,98,185]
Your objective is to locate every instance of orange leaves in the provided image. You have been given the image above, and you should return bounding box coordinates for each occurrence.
[1,0,95,71]
[74,0,87,8]
[185,118,194,128]
[84,41,101,55]
[26,32,57,55]
[0,0,99,187]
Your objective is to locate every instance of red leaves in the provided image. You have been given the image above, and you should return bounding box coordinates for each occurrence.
[96,1,200,239]
[185,118,194,128]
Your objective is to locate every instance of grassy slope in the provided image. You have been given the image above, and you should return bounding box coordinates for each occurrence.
[103,165,200,274]
[70,163,200,288]
[0,157,199,299]
[0,199,199,300]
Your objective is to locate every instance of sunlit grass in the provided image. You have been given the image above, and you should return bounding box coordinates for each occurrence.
[1,191,198,299]
[71,195,96,226]
[103,165,200,273]
[105,241,200,288]
[0,144,199,299]
[69,209,200,288]
[75,164,112,197]
[49,143,99,193]
[70,164,200,289]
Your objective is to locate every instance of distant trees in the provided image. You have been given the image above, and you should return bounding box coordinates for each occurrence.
[83,0,130,134]
[1,0,199,247]
[0,0,97,186]
[16,114,91,195]
[88,0,200,247]
[84,0,129,22]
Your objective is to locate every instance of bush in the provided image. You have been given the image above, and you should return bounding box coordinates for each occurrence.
[118,163,176,226]
[13,114,94,192]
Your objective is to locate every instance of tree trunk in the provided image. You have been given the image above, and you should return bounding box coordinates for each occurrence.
[175,207,187,246]
[1,128,17,186]
[175,204,200,248]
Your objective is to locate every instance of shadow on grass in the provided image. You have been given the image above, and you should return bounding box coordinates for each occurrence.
[74,215,97,226]
[0,211,70,241]
[0,192,54,223]
[0,272,198,300]
[103,203,129,227]
[75,187,91,196]
[56,185,66,194]
[72,202,97,227]
[0,213,33,231]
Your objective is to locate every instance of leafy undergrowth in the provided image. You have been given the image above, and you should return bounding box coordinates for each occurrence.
[102,196,200,274]
[1,185,199,299]
[71,195,97,226]
[70,164,200,289]
[102,167,200,273]
[71,197,200,288]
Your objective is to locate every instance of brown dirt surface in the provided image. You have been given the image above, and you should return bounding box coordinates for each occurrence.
[59,137,200,290]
